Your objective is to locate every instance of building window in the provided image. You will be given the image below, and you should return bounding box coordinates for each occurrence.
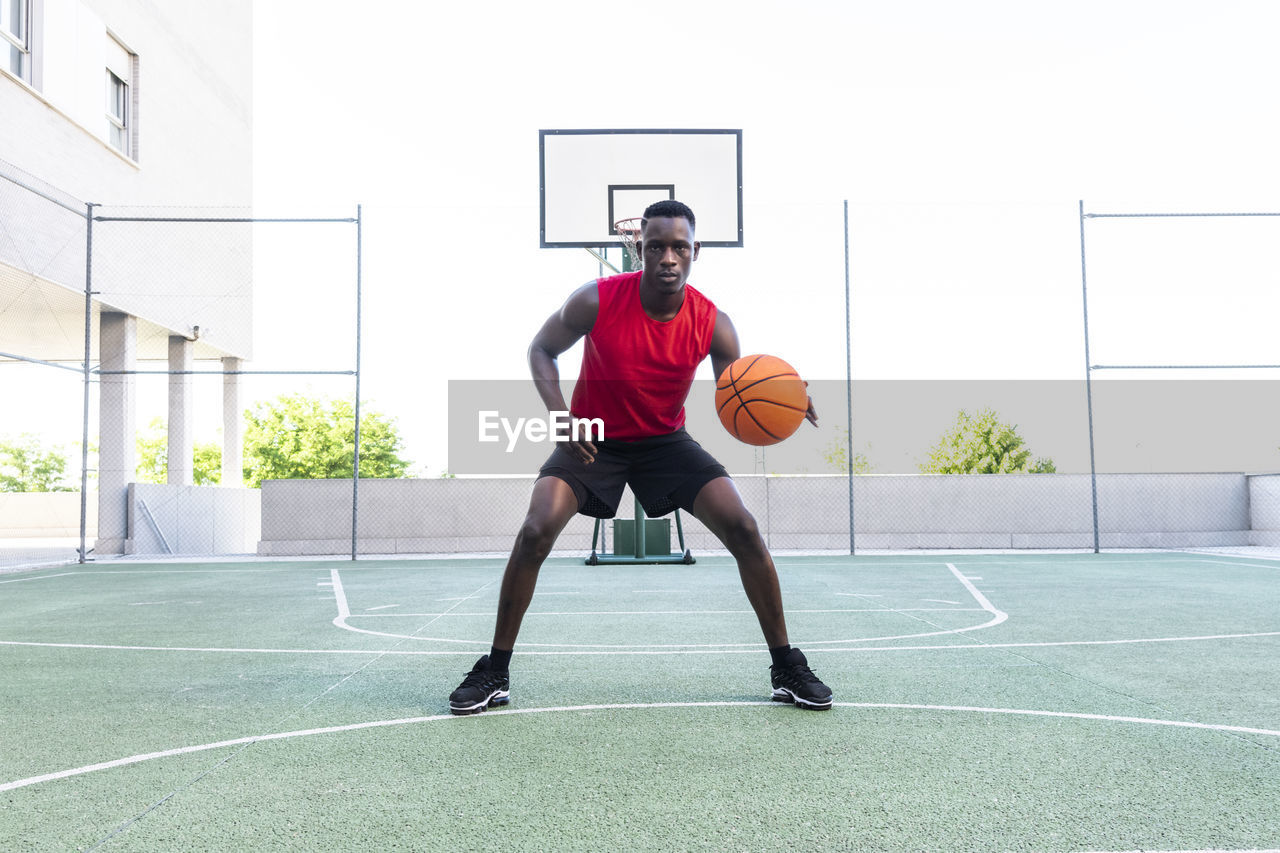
[107,69,127,150]
[105,34,135,158]
[1,0,29,80]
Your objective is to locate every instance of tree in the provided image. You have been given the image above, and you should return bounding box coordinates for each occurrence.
[135,417,222,485]
[821,425,873,475]
[242,393,411,487]
[0,434,75,492]
[920,408,1056,474]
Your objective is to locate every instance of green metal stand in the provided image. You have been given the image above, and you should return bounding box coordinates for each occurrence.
[585,495,695,565]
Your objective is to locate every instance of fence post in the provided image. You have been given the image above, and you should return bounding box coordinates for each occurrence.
[1078,200,1101,553]
[78,202,96,563]
[351,204,363,561]
[843,200,855,555]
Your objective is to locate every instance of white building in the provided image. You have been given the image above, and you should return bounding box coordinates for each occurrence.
[0,0,254,554]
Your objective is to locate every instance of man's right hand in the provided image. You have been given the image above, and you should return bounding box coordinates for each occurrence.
[556,415,597,464]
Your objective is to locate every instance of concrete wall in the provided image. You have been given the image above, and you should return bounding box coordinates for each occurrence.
[0,492,96,537]
[257,473,1262,556]
[8,473,1268,557]
[126,483,259,555]
[258,478,603,557]
[1250,474,1280,546]
[846,473,1249,550]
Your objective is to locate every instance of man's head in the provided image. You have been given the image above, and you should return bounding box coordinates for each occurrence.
[641,199,696,233]
[638,200,700,294]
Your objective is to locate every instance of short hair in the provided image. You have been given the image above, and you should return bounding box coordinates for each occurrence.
[641,199,696,232]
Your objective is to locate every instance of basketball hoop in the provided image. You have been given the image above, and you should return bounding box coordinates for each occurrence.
[613,217,643,272]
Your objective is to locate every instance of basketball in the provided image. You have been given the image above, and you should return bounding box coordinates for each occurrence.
[715,354,808,446]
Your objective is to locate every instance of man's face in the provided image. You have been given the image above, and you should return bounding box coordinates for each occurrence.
[638,216,700,294]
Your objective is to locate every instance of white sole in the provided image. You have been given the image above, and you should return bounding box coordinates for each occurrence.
[771,687,833,711]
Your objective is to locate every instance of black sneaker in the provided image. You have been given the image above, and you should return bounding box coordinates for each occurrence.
[770,647,833,710]
[448,655,511,715]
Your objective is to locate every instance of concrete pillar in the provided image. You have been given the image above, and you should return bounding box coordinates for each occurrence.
[96,312,136,554]
[221,356,243,487]
[167,336,194,485]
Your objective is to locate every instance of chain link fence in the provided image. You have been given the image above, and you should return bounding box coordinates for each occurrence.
[1,157,360,567]
[4,169,1279,567]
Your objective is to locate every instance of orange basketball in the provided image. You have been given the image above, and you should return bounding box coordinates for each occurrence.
[715,354,808,446]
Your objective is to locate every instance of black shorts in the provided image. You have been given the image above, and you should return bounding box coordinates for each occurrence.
[538,428,729,519]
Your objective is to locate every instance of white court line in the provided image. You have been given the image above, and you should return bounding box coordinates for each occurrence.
[1082,849,1280,853]
[325,562,1009,649]
[330,570,496,645]
[0,569,297,579]
[2,556,1271,585]
[789,563,1008,648]
[346,608,986,617]
[947,564,1004,622]
[329,569,351,622]
[0,571,79,584]
[4,700,1278,794]
[3,630,1278,657]
[1197,560,1280,571]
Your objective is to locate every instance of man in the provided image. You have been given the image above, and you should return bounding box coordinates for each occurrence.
[448,200,832,713]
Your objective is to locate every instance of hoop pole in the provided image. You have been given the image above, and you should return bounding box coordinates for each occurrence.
[584,247,620,275]
[1079,201,1101,554]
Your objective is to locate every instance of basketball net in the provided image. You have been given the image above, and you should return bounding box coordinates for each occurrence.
[614,217,643,272]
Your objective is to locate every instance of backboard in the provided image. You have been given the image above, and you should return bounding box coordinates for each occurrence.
[539,129,743,248]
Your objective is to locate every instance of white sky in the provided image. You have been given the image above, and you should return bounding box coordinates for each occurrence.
[8,0,1280,475]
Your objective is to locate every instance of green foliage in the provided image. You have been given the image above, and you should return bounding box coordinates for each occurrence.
[135,420,165,484]
[194,443,223,485]
[821,425,873,475]
[135,418,222,485]
[0,434,74,492]
[242,393,410,488]
[920,408,1057,474]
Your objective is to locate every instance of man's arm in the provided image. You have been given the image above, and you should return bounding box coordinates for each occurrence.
[529,281,599,460]
[708,309,817,426]
[707,309,742,382]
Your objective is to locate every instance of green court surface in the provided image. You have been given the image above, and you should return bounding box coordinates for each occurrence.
[2,552,1278,851]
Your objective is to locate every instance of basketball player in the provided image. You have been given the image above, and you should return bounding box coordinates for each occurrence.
[448,200,832,713]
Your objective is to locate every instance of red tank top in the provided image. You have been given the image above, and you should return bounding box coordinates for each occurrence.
[570,271,718,441]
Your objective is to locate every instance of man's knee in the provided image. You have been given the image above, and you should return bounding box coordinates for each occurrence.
[716,510,765,554]
[514,515,561,561]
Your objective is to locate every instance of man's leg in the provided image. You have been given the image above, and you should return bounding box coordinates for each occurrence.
[492,475,581,648]
[689,476,833,710]
[689,476,788,647]
[449,476,580,715]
